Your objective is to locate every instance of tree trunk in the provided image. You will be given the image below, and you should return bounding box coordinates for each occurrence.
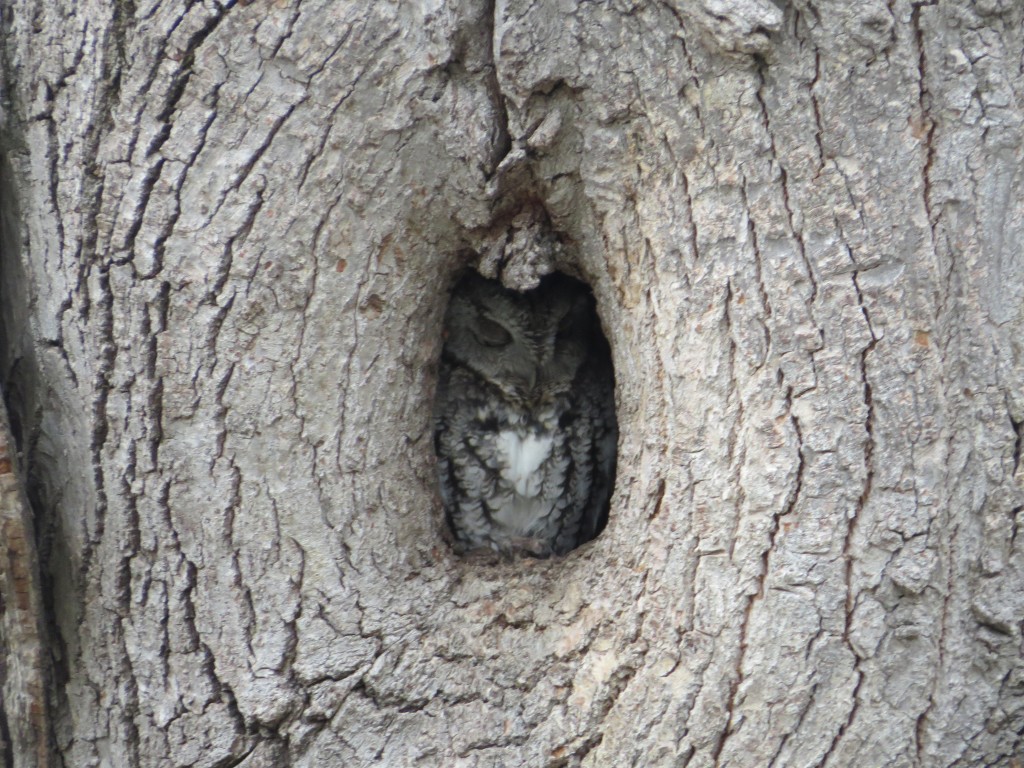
[1,1,1022,766]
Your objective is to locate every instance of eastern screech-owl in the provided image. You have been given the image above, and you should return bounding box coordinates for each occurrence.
[434,272,617,556]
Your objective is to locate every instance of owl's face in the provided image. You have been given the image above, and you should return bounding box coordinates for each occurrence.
[441,273,594,406]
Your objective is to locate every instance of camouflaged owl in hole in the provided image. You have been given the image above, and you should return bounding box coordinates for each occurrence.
[434,272,617,556]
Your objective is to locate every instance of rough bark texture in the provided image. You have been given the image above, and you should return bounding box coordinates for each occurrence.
[1,1,1022,766]
[0,401,49,768]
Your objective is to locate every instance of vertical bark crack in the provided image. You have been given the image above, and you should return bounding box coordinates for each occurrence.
[84,267,116,557]
[740,178,773,360]
[911,1,938,238]
[754,60,819,304]
[483,0,512,177]
[722,280,747,561]
[116,4,232,267]
[821,271,879,764]
[809,50,826,172]
[715,275,756,762]
[1010,416,1021,476]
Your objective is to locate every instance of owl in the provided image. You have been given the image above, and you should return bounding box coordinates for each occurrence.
[434,272,617,556]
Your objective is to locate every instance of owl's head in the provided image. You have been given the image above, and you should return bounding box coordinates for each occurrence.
[441,272,597,406]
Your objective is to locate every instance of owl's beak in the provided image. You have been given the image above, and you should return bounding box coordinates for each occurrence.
[510,369,538,403]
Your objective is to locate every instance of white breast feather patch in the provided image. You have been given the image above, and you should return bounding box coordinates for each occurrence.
[495,430,554,498]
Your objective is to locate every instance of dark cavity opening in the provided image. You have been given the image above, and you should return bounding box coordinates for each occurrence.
[434,271,617,557]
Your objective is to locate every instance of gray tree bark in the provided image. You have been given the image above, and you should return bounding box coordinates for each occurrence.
[1,1,1022,766]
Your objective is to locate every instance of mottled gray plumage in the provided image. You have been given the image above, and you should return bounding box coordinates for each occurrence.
[435,272,616,556]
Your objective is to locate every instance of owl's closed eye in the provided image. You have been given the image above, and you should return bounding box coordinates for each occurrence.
[473,316,513,348]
